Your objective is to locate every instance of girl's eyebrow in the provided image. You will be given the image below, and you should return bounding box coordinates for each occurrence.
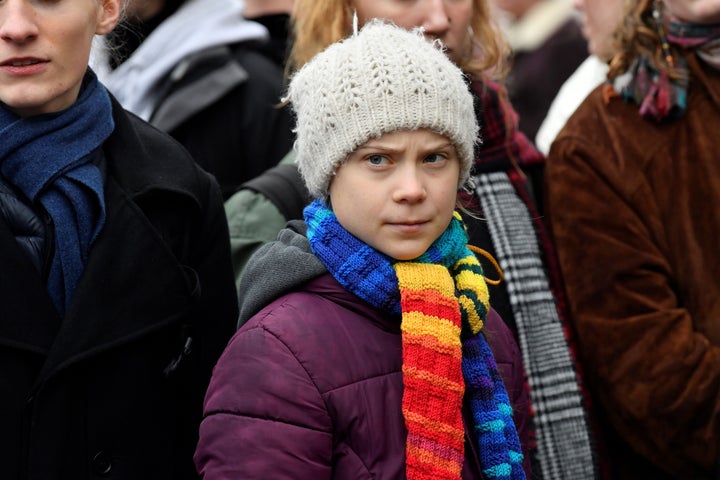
[427,142,454,151]
[357,141,454,153]
[354,145,396,152]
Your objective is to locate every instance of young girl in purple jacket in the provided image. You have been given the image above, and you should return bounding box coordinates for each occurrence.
[195,21,528,480]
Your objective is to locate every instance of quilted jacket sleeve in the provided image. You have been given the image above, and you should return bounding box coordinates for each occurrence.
[195,318,333,480]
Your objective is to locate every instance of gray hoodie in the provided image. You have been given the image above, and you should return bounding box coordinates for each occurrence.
[237,221,326,327]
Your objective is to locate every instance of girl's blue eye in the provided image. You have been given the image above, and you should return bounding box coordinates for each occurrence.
[367,154,388,166]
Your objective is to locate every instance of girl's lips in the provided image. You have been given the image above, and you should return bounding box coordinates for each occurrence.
[0,59,48,76]
[388,221,428,234]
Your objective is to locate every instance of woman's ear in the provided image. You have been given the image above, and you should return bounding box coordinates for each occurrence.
[96,0,122,35]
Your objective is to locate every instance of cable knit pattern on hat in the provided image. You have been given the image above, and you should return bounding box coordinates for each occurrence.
[287,20,479,198]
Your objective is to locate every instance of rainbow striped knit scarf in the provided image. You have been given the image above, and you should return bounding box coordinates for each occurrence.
[304,199,525,480]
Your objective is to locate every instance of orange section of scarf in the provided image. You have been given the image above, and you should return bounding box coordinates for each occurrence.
[396,262,466,479]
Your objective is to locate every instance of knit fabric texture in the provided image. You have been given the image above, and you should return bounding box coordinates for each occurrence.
[287,20,478,198]
[304,199,525,479]
[0,70,113,316]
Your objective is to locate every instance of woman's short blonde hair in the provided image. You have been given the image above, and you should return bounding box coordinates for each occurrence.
[288,0,508,81]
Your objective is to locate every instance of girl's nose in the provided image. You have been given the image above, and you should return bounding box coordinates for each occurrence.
[392,166,428,204]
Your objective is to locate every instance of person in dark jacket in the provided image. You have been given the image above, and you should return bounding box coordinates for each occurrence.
[196,21,528,480]
[0,0,238,478]
[91,0,294,199]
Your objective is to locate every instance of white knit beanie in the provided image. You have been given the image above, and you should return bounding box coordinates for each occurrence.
[287,20,479,198]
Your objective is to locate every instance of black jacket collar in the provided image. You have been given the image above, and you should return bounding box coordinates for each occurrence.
[103,96,201,204]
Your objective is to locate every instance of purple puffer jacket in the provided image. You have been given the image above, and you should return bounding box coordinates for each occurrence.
[195,269,531,479]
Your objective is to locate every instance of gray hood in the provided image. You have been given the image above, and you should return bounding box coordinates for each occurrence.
[237,221,326,327]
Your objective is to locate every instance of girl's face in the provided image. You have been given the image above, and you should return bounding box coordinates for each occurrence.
[662,0,720,23]
[352,0,473,65]
[329,129,461,261]
[573,0,625,60]
[0,0,119,117]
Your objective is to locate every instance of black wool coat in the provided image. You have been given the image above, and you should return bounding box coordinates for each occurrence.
[0,98,239,480]
[154,42,296,200]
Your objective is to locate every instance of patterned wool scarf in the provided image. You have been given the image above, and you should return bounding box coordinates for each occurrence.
[613,13,720,121]
[304,199,525,480]
[0,69,113,316]
[467,81,598,479]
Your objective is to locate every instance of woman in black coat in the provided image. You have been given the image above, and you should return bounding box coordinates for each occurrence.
[0,0,238,478]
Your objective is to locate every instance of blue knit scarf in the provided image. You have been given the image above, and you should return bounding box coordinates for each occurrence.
[0,70,114,316]
[304,198,525,479]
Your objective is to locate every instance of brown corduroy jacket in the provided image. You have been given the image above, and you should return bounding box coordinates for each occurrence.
[545,53,720,479]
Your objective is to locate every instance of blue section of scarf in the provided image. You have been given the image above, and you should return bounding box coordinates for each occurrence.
[304,198,525,479]
[0,69,114,316]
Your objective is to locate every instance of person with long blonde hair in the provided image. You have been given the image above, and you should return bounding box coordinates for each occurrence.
[288,0,506,79]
